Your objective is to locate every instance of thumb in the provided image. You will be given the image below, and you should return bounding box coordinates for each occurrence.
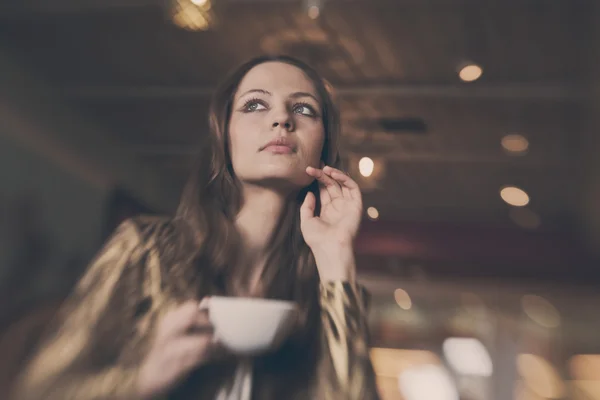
[300,191,316,223]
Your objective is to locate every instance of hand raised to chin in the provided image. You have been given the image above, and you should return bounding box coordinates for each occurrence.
[300,165,363,282]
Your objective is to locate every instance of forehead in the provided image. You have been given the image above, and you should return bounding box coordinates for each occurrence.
[235,61,318,97]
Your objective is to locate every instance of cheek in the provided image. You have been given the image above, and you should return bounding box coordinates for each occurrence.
[228,115,260,163]
[303,127,326,165]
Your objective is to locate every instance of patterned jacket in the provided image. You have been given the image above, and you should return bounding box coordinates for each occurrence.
[12,216,380,400]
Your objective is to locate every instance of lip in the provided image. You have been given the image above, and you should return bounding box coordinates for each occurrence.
[265,145,294,154]
[260,137,296,153]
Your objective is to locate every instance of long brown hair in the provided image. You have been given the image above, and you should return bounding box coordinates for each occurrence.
[160,55,342,398]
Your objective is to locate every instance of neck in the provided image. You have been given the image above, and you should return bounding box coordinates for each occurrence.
[235,184,290,269]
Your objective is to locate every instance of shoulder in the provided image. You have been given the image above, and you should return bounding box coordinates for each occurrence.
[127,214,174,233]
[116,214,177,245]
[122,215,196,259]
[90,215,176,269]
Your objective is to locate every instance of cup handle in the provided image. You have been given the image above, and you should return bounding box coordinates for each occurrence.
[198,298,219,343]
[198,297,210,311]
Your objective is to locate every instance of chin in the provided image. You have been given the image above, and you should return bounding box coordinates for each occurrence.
[245,168,312,190]
[264,162,304,177]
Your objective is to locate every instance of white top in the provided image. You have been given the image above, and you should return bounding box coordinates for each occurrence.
[215,360,253,400]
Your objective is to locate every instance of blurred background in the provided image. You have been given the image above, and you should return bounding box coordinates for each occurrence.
[0,0,599,399]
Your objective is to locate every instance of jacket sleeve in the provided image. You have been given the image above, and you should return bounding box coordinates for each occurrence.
[11,220,148,400]
[314,281,381,400]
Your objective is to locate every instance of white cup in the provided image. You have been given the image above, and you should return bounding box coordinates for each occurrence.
[199,296,299,355]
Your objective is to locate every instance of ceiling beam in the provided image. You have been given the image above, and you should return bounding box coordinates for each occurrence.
[0,0,161,15]
[61,83,582,101]
[0,0,546,16]
[0,0,568,13]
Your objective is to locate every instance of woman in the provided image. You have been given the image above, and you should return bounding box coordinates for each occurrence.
[12,55,380,400]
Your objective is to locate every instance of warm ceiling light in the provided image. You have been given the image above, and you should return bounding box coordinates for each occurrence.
[517,354,565,399]
[394,288,412,310]
[521,295,560,328]
[443,338,493,377]
[308,5,320,19]
[514,381,545,400]
[359,157,374,177]
[305,0,322,19]
[459,64,483,82]
[569,355,600,381]
[370,348,441,378]
[399,365,459,400]
[171,0,214,31]
[366,206,379,220]
[500,186,530,207]
[502,134,529,155]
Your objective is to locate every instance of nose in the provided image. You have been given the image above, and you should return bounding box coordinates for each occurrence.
[271,109,295,132]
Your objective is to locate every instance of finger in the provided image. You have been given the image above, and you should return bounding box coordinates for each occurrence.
[306,167,331,204]
[323,166,359,190]
[187,312,214,335]
[171,335,214,370]
[306,166,342,201]
[324,167,353,199]
[323,166,361,201]
[161,302,199,334]
[300,191,316,223]
[159,301,209,339]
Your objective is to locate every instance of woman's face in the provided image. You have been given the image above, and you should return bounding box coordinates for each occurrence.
[228,61,325,189]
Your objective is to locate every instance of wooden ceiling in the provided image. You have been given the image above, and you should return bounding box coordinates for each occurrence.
[0,0,592,232]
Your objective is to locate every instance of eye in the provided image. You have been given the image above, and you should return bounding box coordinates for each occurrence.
[242,98,268,113]
[293,103,318,117]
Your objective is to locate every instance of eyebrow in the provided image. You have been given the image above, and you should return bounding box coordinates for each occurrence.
[238,89,271,98]
[237,89,320,103]
[290,91,320,103]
